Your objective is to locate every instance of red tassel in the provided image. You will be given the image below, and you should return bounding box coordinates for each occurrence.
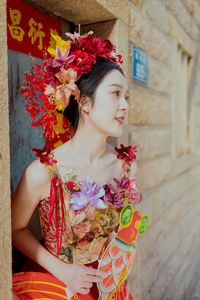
[48,180,55,225]
[48,176,66,256]
[58,180,65,255]
[55,185,60,255]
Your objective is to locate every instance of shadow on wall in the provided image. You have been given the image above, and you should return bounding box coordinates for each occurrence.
[8,49,44,272]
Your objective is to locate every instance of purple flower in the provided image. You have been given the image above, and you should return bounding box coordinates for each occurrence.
[44,47,75,88]
[52,46,75,68]
[69,176,106,211]
[103,184,124,208]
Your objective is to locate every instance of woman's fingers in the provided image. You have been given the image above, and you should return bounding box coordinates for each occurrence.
[81,281,93,288]
[78,288,90,294]
[84,266,106,278]
[84,275,104,283]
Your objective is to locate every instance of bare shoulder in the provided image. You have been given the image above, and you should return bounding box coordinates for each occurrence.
[22,158,50,200]
[11,159,51,232]
[25,158,49,184]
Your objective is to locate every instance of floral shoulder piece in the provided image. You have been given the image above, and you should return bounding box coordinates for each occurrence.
[32,144,57,166]
[62,144,141,211]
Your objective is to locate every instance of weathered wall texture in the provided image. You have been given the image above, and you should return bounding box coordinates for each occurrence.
[128,1,200,300]
[1,0,200,299]
[0,0,12,299]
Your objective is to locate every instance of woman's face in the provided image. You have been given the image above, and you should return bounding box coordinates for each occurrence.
[87,69,129,137]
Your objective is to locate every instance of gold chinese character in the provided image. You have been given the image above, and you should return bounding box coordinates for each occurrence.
[8,9,25,42]
[48,28,59,49]
[28,17,45,50]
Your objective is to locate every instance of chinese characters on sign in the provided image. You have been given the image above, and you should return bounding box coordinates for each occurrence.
[132,45,148,84]
[8,8,25,42]
[7,0,61,59]
[28,17,46,51]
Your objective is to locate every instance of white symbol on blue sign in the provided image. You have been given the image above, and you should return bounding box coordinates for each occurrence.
[132,45,148,84]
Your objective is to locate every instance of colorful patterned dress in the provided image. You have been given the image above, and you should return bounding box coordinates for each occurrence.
[12,144,147,300]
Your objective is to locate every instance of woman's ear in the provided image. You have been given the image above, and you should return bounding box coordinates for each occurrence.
[79,94,91,115]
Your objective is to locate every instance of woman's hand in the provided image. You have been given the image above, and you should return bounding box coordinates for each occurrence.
[54,260,106,294]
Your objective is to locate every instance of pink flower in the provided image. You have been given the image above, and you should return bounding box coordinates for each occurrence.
[103,183,124,208]
[52,46,75,68]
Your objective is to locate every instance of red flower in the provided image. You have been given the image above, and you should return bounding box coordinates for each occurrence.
[32,144,57,166]
[68,50,96,75]
[65,181,81,192]
[114,144,137,164]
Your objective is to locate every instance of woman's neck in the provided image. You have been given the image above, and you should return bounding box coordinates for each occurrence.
[64,121,108,169]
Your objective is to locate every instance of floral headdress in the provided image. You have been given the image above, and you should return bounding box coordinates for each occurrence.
[22,31,123,151]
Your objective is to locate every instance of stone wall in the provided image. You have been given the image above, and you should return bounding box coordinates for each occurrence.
[0,0,12,299]
[1,0,200,299]
[128,1,200,299]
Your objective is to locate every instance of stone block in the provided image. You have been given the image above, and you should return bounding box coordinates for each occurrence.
[162,229,200,300]
[130,203,200,299]
[129,0,143,10]
[129,7,172,65]
[169,0,199,40]
[129,89,171,125]
[187,162,200,186]
[130,127,171,161]
[138,185,200,268]
[189,16,199,40]
[193,0,200,26]
[182,0,194,14]
[147,57,172,95]
[169,14,195,55]
[195,106,200,125]
[32,0,112,24]
[145,0,170,34]
[0,0,12,298]
[194,126,200,146]
[170,169,190,200]
[95,0,129,25]
[144,218,200,299]
[137,156,171,190]
[143,180,172,222]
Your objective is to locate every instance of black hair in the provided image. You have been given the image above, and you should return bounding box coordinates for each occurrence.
[64,57,124,130]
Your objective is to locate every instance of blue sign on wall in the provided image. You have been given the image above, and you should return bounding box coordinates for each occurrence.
[132,45,148,84]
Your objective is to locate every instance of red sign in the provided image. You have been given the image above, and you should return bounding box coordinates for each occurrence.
[7,0,61,59]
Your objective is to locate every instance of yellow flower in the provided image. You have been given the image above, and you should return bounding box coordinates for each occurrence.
[47,34,71,58]
[55,99,65,112]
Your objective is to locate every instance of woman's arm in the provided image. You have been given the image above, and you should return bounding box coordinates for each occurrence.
[11,159,60,273]
[11,159,105,294]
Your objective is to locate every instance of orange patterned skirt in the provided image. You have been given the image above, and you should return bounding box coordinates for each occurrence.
[13,261,134,300]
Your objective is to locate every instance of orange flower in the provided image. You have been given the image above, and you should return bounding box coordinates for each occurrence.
[55,68,80,108]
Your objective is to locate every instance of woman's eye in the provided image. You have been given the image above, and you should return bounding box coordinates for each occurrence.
[113,91,120,96]
[125,96,129,102]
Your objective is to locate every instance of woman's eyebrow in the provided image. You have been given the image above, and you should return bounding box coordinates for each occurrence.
[107,83,129,93]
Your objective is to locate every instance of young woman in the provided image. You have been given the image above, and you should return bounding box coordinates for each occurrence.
[12,32,147,299]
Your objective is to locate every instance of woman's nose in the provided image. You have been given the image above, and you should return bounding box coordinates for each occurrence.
[119,96,129,111]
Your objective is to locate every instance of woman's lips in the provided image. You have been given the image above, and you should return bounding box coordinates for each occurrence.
[115,117,125,125]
